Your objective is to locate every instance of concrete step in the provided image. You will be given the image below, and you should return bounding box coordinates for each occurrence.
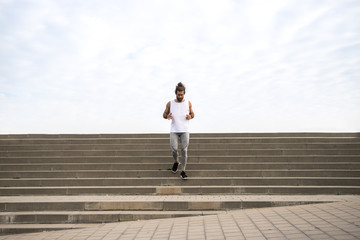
[1,162,359,171]
[0,162,330,171]
[1,137,359,145]
[0,134,169,139]
[0,202,233,212]
[0,211,224,224]
[1,186,359,196]
[0,223,97,235]
[0,194,352,212]
[1,156,359,164]
[2,143,360,151]
[1,170,359,178]
[1,177,359,187]
[1,133,359,138]
[2,149,360,157]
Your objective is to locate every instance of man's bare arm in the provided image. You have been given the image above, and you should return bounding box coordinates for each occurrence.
[189,101,194,118]
[186,101,195,120]
[163,101,172,119]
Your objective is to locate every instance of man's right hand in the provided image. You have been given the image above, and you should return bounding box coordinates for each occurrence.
[167,113,173,120]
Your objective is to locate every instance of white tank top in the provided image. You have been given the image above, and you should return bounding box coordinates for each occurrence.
[170,99,190,133]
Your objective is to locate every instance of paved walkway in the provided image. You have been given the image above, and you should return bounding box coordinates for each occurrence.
[1,199,359,240]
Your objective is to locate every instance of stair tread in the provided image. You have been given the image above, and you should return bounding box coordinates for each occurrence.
[0,210,225,215]
[1,194,358,202]
[0,223,98,228]
[2,161,358,163]
[2,176,359,179]
[2,169,358,172]
[2,185,359,188]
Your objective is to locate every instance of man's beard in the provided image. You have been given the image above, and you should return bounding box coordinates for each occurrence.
[177,97,183,102]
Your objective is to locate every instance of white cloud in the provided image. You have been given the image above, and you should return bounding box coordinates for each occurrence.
[0,0,359,133]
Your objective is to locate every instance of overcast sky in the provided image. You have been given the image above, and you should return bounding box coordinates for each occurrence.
[0,0,359,134]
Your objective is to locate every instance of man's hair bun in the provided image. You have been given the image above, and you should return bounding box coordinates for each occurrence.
[175,82,186,94]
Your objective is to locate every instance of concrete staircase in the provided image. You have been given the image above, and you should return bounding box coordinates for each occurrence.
[0,133,359,234]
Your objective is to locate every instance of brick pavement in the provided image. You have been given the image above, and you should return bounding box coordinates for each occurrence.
[0,200,359,240]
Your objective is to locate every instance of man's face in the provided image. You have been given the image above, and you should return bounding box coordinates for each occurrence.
[176,91,185,102]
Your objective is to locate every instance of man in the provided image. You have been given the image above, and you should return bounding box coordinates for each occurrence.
[163,82,195,180]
